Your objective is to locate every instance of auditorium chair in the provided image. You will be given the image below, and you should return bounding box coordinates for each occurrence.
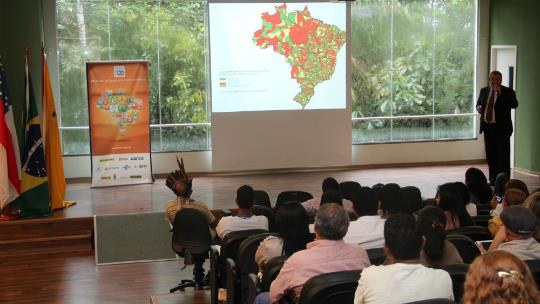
[446,226,492,241]
[226,232,277,304]
[275,191,313,210]
[475,203,492,216]
[446,234,482,264]
[525,259,540,288]
[261,255,288,292]
[366,247,386,265]
[169,208,212,293]
[254,190,272,208]
[471,214,492,227]
[437,263,469,303]
[210,229,267,304]
[339,181,361,201]
[296,270,362,304]
[252,205,276,232]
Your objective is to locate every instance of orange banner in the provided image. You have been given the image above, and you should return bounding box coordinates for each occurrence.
[87,61,152,187]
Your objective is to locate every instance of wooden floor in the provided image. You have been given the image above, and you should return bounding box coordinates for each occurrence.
[1,164,538,304]
[56,164,539,218]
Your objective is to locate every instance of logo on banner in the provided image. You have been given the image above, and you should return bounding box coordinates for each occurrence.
[114,66,126,78]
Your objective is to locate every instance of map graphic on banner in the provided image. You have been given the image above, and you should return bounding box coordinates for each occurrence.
[87,61,152,187]
[209,2,346,112]
[252,4,345,108]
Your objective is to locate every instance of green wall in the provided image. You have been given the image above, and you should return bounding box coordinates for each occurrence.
[491,0,540,173]
[0,0,43,148]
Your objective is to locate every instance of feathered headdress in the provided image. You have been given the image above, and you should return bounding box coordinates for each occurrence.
[166,157,193,197]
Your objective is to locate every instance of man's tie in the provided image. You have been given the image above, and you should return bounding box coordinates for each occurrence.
[485,89,496,123]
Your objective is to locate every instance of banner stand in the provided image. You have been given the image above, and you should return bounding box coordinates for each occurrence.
[86,60,153,187]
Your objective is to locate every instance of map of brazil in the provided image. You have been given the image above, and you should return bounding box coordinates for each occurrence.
[253,4,345,109]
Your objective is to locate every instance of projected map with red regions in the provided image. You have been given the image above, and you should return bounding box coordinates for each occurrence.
[253,4,345,108]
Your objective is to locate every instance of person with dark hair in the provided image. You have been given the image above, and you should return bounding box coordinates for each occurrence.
[463,251,540,304]
[302,177,356,215]
[354,214,453,304]
[320,190,343,206]
[379,183,401,218]
[476,70,519,184]
[215,185,268,239]
[344,187,386,249]
[452,182,477,216]
[398,186,423,214]
[417,206,463,267]
[464,167,492,205]
[255,204,370,304]
[488,188,528,236]
[164,158,215,230]
[506,179,530,197]
[436,183,475,230]
[255,202,311,274]
[523,193,540,240]
[488,206,540,260]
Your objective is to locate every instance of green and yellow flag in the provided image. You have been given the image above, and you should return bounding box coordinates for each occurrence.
[18,52,50,218]
[42,51,75,210]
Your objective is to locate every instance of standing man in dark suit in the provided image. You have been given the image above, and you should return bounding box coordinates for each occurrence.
[476,70,518,184]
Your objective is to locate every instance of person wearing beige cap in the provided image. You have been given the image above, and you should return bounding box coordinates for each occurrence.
[488,206,540,260]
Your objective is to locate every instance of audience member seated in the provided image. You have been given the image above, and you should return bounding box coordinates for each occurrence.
[489,172,509,212]
[302,177,356,215]
[343,187,386,249]
[462,250,540,304]
[464,167,492,205]
[452,182,477,217]
[379,183,401,218]
[353,214,454,304]
[320,190,343,207]
[255,202,312,276]
[164,161,216,238]
[488,188,528,236]
[523,192,540,240]
[488,206,540,260]
[417,206,463,267]
[506,179,530,197]
[436,183,475,230]
[399,186,424,214]
[216,185,269,239]
[255,203,371,304]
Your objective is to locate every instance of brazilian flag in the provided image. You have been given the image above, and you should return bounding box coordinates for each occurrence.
[17,55,51,218]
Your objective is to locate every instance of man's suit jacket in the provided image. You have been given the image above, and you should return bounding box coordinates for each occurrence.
[476,85,518,136]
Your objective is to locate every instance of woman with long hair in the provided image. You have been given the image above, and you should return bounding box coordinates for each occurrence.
[465,167,493,205]
[436,183,475,230]
[255,201,312,274]
[417,206,463,267]
[463,250,540,304]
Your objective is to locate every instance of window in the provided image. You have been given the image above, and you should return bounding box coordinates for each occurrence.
[351,0,477,144]
[56,0,210,154]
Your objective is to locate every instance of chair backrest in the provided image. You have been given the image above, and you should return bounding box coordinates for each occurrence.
[476,203,492,216]
[436,263,469,303]
[339,181,361,201]
[236,233,279,275]
[261,255,288,291]
[524,259,540,288]
[221,229,268,263]
[252,205,276,232]
[471,215,492,227]
[210,245,220,304]
[403,299,454,304]
[447,226,492,241]
[254,190,272,208]
[171,208,212,255]
[236,233,278,304]
[366,247,386,265]
[298,270,362,304]
[275,191,313,210]
[446,234,481,264]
